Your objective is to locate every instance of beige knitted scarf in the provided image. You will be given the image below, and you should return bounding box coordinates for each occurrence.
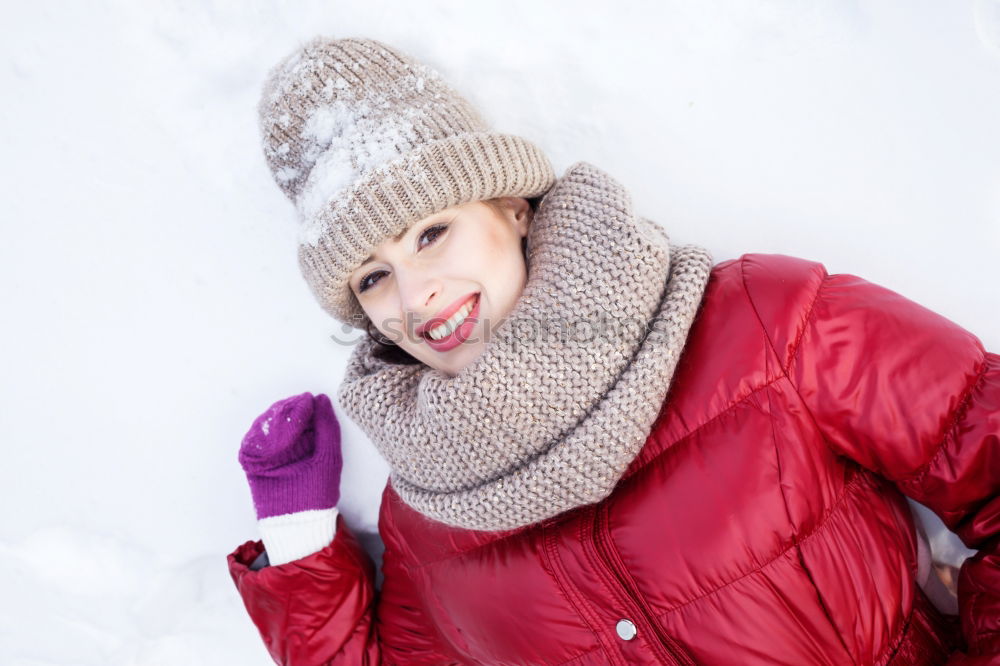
[337,162,713,531]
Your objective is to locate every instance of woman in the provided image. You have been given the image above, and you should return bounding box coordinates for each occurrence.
[228,37,998,665]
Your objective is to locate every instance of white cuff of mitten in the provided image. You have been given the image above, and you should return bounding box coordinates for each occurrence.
[258,507,339,566]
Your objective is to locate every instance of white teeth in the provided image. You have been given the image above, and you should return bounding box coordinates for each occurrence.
[427,297,476,340]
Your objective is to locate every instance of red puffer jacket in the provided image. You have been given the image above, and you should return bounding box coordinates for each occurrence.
[228,253,1000,665]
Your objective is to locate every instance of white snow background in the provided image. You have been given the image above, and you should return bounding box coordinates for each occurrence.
[2,1,999,663]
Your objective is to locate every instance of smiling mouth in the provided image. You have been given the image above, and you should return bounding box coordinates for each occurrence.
[422,294,480,341]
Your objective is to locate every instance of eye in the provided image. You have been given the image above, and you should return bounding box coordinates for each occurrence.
[357,269,387,293]
[357,222,450,294]
[418,223,448,249]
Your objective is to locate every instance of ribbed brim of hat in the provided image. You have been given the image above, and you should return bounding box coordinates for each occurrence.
[297,131,556,328]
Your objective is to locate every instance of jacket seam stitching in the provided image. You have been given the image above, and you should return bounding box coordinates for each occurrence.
[620,377,784,486]
[386,484,540,569]
[764,367,797,542]
[579,506,635,665]
[897,354,989,489]
[550,645,609,666]
[737,257,857,483]
[873,593,920,665]
[658,469,868,617]
[760,378,843,655]
[381,494,469,661]
[737,254,826,380]
[786,265,827,375]
[408,521,545,569]
[541,525,622,666]
[735,256,835,460]
[759,376,853,661]
[792,543,854,660]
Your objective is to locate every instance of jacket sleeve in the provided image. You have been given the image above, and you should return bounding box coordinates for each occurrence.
[227,506,464,665]
[743,255,1000,664]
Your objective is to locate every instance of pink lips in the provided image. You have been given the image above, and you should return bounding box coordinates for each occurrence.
[421,294,480,353]
[417,292,480,337]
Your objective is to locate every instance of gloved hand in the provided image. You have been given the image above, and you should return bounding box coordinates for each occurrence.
[238,391,343,520]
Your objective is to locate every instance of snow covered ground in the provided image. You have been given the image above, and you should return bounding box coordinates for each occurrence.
[2,1,998,663]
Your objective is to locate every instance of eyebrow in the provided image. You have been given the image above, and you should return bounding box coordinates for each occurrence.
[359,211,448,266]
[360,227,407,267]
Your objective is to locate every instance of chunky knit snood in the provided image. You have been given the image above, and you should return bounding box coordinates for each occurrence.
[338,162,713,531]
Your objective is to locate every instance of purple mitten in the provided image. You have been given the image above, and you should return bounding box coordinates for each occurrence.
[238,392,343,520]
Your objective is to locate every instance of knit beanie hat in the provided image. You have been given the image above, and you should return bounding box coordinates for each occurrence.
[258,37,557,328]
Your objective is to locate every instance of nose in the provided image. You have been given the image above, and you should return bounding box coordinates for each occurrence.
[396,266,442,324]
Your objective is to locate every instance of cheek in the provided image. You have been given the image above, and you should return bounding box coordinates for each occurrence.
[479,234,528,304]
[440,229,493,277]
[484,220,524,264]
[436,221,528,309]
[361,299,398,334]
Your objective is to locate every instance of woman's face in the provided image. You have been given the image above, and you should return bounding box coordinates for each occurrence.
[349,197,533,377]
